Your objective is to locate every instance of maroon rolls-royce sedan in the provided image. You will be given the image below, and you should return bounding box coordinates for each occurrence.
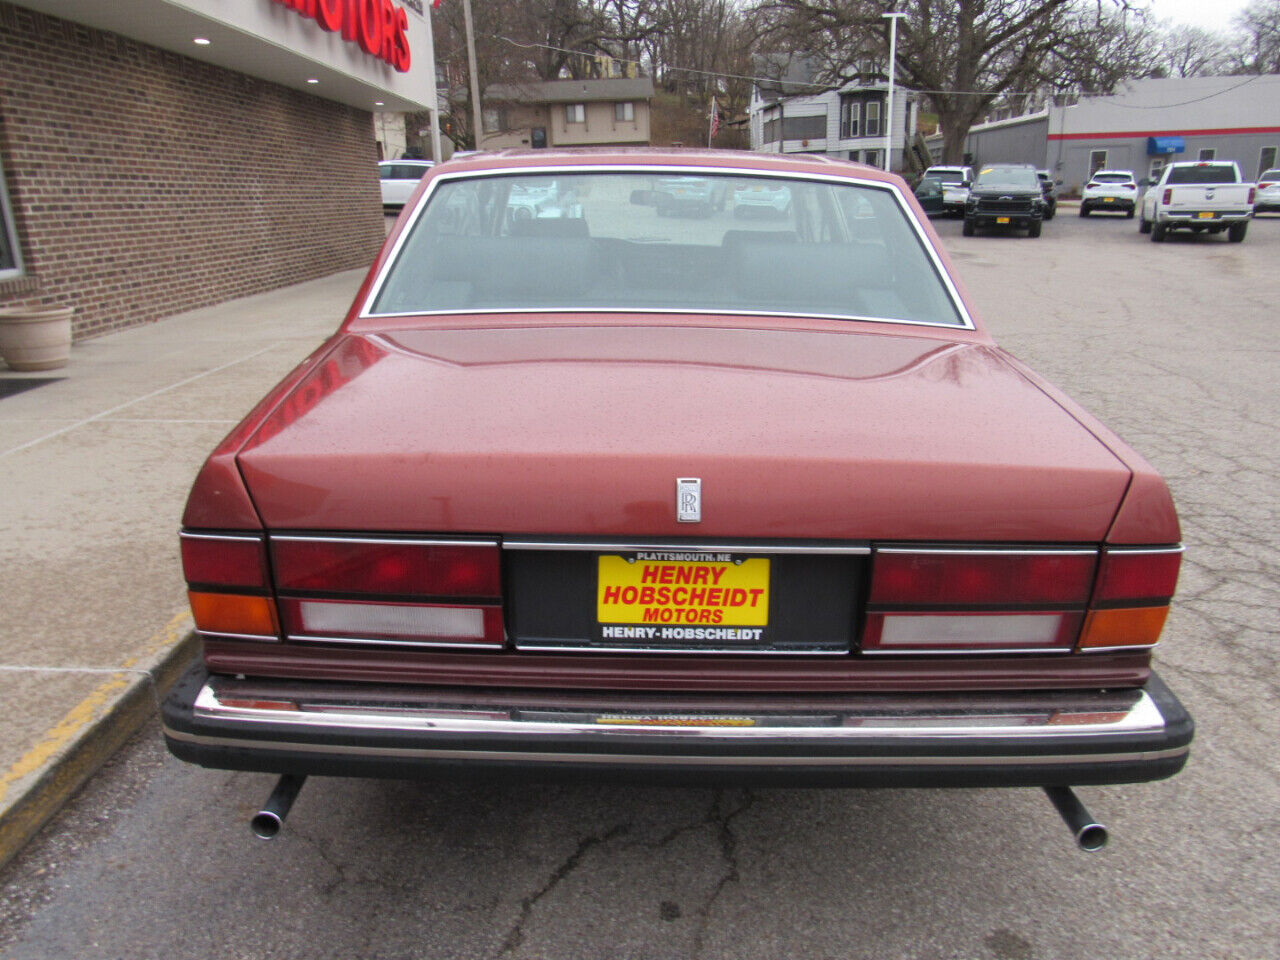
[163,149,1191,848]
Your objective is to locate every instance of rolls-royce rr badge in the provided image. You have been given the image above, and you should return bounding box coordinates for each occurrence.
[676,477,701,522]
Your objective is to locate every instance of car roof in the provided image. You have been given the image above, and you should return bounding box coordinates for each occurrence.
[1091,170,1135,177]
[432,147,901,183]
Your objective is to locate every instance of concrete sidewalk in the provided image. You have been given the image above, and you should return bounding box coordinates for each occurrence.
[0,268,365,868]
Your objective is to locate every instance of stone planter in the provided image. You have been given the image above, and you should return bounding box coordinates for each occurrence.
[0,305,74,371]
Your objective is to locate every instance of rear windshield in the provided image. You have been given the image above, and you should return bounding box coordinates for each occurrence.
[369,171,966,328]
[1261,170,1280,180]
[926,169,965,183]
[974,167,1039,189]
[1092,173,1133,184]
[1166,165,1239,184]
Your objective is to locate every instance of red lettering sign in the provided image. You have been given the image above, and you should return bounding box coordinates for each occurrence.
[271,0,410,72]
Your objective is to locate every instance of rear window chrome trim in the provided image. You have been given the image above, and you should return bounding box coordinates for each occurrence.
[180,531,263,542]
[358,163,976,332]
[874,546,1096,556]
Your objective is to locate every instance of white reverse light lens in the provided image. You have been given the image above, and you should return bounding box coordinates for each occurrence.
[299,600,485,640]
[878,613,1064,647]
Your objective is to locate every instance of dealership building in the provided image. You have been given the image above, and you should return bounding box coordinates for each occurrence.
[0,0,436,340]
[937,75,1280,194]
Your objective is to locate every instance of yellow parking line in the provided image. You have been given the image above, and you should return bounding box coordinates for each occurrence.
[0,608,194,805]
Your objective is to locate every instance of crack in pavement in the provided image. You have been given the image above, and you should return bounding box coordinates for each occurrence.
[497,822,630,957]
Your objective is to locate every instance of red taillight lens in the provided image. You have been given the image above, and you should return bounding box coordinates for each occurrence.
[180,532,268,589]
[1092,548,1181,603]
[869,549,1095,606]
[1248,187,1256,204]
[1162,188,1173,204]
[271,537,501,597]
[1260,182,1274,189]
[1125,183,1136,190]
[1087,182,1098,189]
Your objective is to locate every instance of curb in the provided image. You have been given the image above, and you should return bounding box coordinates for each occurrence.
[0,629,199,873]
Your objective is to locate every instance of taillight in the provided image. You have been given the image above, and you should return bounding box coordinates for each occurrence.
[864,547,1095,654]
[180,532,279,641]
[1078,546,1181,651]
[1248,187,1256,204]
[1125,183,1136,190]
[1086,182,1098,189]
[1259,182,1274,189]
[270,536,504,647]
[1162,188,1173,204]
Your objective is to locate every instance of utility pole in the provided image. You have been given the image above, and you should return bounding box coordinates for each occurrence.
[462,0,483,150]
[881,11,907,173]
[422,3,443,162]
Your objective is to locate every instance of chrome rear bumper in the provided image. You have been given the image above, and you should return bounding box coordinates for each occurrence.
[162,663,1193,787]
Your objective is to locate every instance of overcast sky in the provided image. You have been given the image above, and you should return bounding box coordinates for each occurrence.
[1148,0,1248,31]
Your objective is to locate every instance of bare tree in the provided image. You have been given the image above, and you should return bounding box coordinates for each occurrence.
[1232,0,1280,73]
[1156,24,1233,78]
[753,0,1157,163]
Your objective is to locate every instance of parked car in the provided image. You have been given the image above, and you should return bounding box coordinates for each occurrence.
[731,180,791,217]
[963,163,1046,237]
[1080,170,1139,217]
[654,176,726,216]
[165,150,1191,850]
[922,164,973,215]
[1139,161,1254,242]
[913,176,947,216]
[1036,170,1057,219]
[1255,168,1280,213]
[378,159,433,211]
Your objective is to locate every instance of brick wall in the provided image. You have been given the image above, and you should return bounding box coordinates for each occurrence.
[0,3,385,340]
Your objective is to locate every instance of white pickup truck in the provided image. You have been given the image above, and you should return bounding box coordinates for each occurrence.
[1139,161,1255,242]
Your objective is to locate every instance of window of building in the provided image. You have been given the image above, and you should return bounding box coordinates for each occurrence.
[840,99,859,138]
[865,101,881,138]
[1260,146,1278,177]
[1089,150,1108,174]
[482,107,501,133]
[565,103,586,124]
[1149,158,1165,182]
[614,101,634,122]
[781,114,827,142]
[863,149,881,167]
[1198,147,1216,161]
[0,159,23,281]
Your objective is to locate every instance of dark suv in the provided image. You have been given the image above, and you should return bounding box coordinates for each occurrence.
[963,164,1046,237]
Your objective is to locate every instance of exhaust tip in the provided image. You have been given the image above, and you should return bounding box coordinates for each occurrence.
[251,811,283,840]
[1076,823,1108,852]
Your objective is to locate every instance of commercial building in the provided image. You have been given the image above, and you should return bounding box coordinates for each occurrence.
[478,78,655,151]
[939,76,1280,194]
[0,0,437,340]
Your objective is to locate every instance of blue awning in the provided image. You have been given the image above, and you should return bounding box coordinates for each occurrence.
[1148,136,1185,155]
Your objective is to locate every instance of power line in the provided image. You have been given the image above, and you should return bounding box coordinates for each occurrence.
[495,35,1042,97]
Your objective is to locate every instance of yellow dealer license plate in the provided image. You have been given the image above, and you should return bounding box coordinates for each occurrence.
[996,216,1010,224]
[1104,197,1114,202]
[597,554,770,639]
[1198,211,1215,219]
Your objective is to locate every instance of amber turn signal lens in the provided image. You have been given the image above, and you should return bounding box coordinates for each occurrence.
[188,591,280,639]
[1078,606,1169,650]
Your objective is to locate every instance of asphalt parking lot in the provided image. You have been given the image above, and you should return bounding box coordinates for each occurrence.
[1,209,1277,960]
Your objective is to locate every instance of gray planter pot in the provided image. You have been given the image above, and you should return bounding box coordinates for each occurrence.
[0,305,74,371]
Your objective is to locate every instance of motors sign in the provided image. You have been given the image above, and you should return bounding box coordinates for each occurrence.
[271,0,411,71]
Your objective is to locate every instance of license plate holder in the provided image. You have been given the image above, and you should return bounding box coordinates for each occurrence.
[596,553,770,647]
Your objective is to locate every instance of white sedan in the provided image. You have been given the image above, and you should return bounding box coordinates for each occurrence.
[379,160,434,211]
